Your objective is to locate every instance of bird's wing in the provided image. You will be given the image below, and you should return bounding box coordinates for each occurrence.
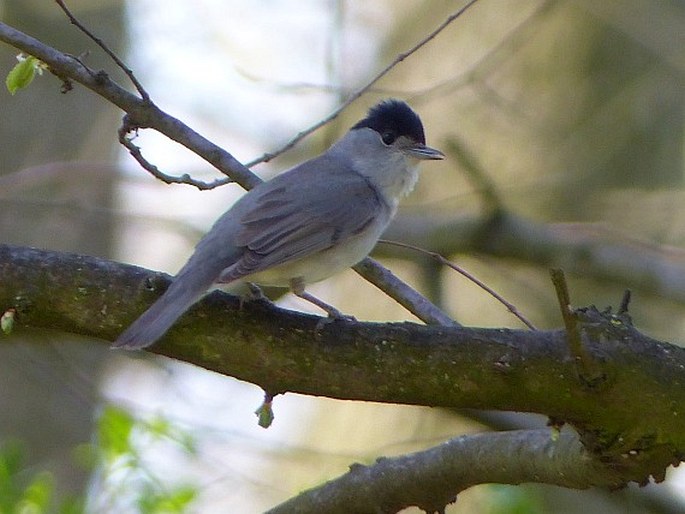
[218,156,386,283]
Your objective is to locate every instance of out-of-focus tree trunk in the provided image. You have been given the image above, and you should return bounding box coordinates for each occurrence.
[0,0,124,505]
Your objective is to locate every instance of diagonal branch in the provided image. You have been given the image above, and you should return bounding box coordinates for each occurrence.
[352,257,458,327]
[266,428,604,514]
[378,240,536,330]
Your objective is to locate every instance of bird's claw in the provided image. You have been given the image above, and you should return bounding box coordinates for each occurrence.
[315,311,356,332]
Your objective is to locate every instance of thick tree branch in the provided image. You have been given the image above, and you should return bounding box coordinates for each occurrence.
[1,244,684,491]
[267,428,603,514]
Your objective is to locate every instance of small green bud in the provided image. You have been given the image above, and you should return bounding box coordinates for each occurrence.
[1,308,16,334]
[255,398,274,429]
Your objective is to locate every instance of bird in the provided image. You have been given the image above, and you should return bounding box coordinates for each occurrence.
[113,99,444,349]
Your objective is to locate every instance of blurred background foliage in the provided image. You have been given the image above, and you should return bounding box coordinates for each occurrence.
[0,0,683,512]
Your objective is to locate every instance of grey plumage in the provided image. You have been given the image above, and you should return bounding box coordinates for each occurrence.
[113,100,443,349]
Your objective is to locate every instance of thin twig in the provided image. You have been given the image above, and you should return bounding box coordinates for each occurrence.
[54,0,150,101]
[117,118,232,190]
[549,269,601,383]
[353,258,459,327]
[549,269,578,340]
[406,0,556,105]
[245,0,481,167]
[618,289,631,316]
[50,1,193,190]
[380,240,538,330]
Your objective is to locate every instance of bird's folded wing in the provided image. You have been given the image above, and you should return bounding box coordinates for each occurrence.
[218,161,386,283]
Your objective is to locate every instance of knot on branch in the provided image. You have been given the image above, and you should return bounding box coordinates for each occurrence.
[579,426,682,487]
[575,304,634,344]
[550,272,637,388]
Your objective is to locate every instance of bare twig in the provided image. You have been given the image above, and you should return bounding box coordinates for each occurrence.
[117,117,232,190]
[618,289,631,316]
[352,258,459,327]
[406,0,556,105]
[549,269,578,340]
[245,0,481,167]
[54,0,150,102]
[231,72,405,96]
[549,269,602,383]
[380,240,537,330]
[380,212,685,306]
[53,0,224,190]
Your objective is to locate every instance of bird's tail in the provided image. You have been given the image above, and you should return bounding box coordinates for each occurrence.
[112,264,218,350]
[114,222,242,350]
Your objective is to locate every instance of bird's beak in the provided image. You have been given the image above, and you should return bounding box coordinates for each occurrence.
[407,144,445,160]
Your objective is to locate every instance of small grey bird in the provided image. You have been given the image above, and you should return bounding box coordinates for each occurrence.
[114,99,444,349]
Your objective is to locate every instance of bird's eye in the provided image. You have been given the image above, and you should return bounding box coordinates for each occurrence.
[381,131,396,145]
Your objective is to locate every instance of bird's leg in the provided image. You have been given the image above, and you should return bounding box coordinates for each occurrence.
[246,282,269,301]
[289,277,355,321]
[238,282,274,310]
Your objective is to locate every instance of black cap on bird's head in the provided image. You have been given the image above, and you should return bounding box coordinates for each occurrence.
[353,99,426,144]
[352,99,444,160]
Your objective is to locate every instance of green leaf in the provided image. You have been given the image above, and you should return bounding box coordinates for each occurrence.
[0,440,23,476]
[6,56,41,95]
[147,416,172,439]
[138,484,197,514]
[97,405,135,462]
[0,441,25,508]
[163,485,197,513]
[177,432,198,455]
[0,443,58,513]
[17,471,54,512]
[58,496,86,514]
